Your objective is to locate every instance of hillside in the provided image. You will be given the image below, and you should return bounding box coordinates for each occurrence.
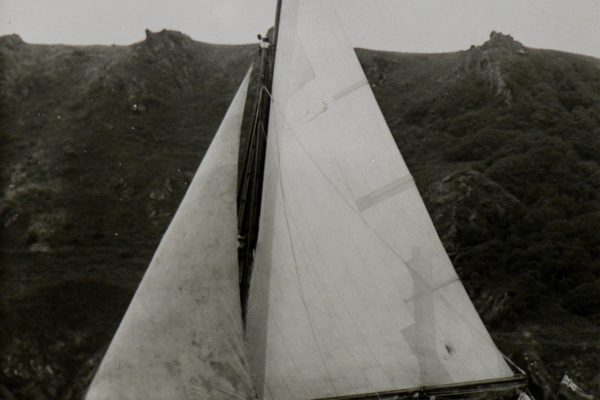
[358,32,600,398]
[1,30,600,399]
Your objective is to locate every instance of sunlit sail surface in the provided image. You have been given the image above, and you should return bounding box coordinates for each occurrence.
[245,1,513,399]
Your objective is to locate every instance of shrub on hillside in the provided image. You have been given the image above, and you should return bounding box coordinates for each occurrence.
[562,281,600,316]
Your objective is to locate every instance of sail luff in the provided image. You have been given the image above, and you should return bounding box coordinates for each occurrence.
[86,68,255,400]
[245,0,514,399]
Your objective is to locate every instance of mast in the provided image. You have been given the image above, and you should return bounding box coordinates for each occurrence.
[237,0,282,319]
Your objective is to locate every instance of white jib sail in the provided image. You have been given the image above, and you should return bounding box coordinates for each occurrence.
[86,68,255,400]
[245,1,514,399]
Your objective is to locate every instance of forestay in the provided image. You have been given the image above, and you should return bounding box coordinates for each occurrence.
[245,1,513,399]
[86,69,255,400]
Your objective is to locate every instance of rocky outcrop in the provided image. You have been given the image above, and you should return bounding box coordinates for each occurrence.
[0,34,24,50]
[424,170,524,254]
[460,31,529,104]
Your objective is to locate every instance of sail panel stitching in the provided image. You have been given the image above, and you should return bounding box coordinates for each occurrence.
[332,79,369,100]
[271,110,320,399]
[268,94,430,286]
[267,82,505,373]
[402,277,460,303]
[270,104,340,397]
[355,175,415,212]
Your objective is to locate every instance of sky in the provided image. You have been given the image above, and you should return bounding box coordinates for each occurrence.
[1,0,599,58]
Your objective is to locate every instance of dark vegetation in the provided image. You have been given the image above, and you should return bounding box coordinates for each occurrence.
[359,32,600,397]
[0,30,258,399]
[1,30,599,398]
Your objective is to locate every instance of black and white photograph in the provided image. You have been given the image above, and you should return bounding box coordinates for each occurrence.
[1,1,599,399]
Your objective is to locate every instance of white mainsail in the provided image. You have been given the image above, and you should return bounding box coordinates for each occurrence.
[245,1,514,399]
[86,69,255,400]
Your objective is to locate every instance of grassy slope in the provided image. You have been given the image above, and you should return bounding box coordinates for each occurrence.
[1,30,599,399]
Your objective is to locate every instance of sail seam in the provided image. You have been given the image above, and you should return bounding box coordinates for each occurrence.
[270,120,315,398]
[402,277,461,303]
[297,180,399,388]
[355,175,415,212]
[268,97,447,387]
[332,79,369,100]
[268,95,506,370]
[266,93,432,288]
[270,100,413,393]
[271,104,340,396]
